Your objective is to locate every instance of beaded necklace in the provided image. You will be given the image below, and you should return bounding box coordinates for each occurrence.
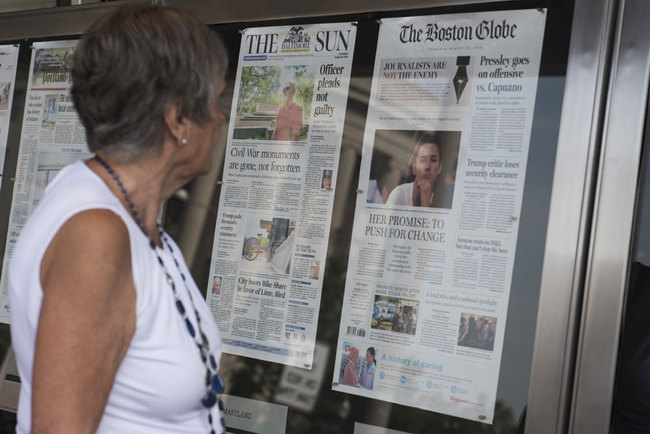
[94,155,225,434]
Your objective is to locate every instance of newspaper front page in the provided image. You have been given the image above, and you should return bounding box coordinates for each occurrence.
[0,45,20,190]
[0,41,89,323]
[332,10,546,423]
[206,23,357,368]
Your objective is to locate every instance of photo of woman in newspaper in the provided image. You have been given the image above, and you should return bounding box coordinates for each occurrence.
[338,342,361,387]
[338,343,379,389]
[359,346,377,390]
[386,131,450,208]
[368,130,459,209]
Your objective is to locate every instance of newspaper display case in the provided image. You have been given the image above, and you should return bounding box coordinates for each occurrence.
[0,0,639,433]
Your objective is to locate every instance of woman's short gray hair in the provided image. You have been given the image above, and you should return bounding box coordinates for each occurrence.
[71,2,228,161]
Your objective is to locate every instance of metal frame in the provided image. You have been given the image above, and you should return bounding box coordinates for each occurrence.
[569,0,650,432]
[0,0,515,41]
[526,0,617,432]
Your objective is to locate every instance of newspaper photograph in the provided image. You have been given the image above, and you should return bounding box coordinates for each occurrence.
[0,45,20,190]
[0,41,90,323]
[332,10,546,423]
[206,23,357,367]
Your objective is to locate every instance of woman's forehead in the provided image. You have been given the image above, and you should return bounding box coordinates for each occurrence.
[417,142,439,155]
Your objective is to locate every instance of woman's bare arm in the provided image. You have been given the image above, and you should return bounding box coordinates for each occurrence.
[33,209,136,433]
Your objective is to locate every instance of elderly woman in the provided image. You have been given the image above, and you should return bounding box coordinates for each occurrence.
[8,3,228,433]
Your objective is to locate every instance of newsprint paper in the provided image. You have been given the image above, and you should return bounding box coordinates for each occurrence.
[332,10,546,423]
[0,41,90,323]
[206,23,357,368]
[0,45,20,191]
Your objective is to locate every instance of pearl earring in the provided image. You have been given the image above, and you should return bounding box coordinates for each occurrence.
[181,138,187,145]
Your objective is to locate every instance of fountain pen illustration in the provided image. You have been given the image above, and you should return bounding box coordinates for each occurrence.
[453,56,470,103]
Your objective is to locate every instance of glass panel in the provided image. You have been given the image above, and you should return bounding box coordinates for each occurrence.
[162,2,573,433]
[0,0,578,432]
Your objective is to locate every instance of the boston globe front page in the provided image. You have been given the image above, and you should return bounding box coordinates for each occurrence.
[332,9,546,423]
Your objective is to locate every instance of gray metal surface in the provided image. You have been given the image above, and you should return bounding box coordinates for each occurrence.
[525,0,617,433]
[0,0,514,41]
[569,0,650,432]
[0,0,54,14]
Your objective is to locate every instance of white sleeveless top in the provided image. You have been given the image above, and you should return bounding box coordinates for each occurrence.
[9,160,223,434]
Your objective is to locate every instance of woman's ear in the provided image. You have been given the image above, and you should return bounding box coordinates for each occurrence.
[163,104,187,145]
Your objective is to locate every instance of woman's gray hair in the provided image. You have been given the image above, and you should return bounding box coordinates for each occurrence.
[71,2,228,161]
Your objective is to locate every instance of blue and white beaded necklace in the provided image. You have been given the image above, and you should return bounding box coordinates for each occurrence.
[94,154,225,434]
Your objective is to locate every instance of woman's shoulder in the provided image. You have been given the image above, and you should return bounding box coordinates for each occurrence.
[23,162,121,234]
[41,160,116,208]
[393,182,413,195]
[386,182,412,206]
[41,210,131,283]
[11,161,128,280]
